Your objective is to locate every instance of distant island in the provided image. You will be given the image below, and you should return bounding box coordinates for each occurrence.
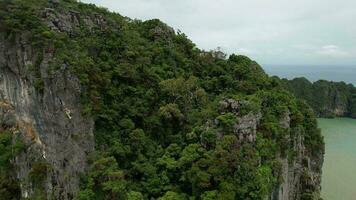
[280,77,356,118]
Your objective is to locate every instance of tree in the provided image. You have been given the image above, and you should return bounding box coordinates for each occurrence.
[158,191,186,200]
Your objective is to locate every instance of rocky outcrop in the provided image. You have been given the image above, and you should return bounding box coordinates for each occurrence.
[216,98,262,143]
[272,112,323,200]
[216,99,323,200]
[0,31,94,199]
[42,5,108,34]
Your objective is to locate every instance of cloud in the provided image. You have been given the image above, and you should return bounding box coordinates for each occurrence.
[316,45,351,58]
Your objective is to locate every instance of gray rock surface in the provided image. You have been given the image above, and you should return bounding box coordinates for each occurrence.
[234,113,262,142]
[216,98,262,143]
[271,112,323,200]
[216,99,323,200]
[0,28,94,200]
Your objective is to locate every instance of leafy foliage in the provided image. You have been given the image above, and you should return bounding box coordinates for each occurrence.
[0,131,24,200]
[0,1,324,199]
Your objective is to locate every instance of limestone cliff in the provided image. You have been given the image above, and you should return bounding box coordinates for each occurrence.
[271,114,324,200]
[217,99,324,200]
[0,1,324,199]
[0,27,94,200]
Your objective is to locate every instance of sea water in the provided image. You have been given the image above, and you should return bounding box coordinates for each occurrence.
[318,118,356,200]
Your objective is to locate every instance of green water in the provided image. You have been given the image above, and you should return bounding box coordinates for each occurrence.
[318,118,356,200]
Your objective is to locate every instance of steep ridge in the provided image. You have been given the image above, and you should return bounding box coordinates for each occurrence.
[0,1,324,199]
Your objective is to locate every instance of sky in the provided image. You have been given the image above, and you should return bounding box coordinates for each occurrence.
[82,0,356,66]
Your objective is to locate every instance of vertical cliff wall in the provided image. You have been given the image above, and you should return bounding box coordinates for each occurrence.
[0,32,94,199]
[271,115,324,200]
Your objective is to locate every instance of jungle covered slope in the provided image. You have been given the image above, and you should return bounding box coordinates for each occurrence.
[281,77,356,118]
[0,0,323,200]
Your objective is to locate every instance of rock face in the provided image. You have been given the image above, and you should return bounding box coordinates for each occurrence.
[272,129,323,200]
[217,99,323,200]
[234,113,262,142]
[0,32,94,199]
[272,113,323,200]
[216,98,261,143]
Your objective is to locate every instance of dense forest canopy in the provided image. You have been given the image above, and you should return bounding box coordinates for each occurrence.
[0,0,324,199]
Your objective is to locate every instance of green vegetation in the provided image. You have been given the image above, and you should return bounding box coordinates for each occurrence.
[0,0,324,199]
[281,77,356,118]
[0,131,24,200]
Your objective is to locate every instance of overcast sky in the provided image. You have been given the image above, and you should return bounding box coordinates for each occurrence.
[82,0,356,66]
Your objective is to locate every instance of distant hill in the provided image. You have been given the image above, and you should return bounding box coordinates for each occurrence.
[280,77,356,118]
